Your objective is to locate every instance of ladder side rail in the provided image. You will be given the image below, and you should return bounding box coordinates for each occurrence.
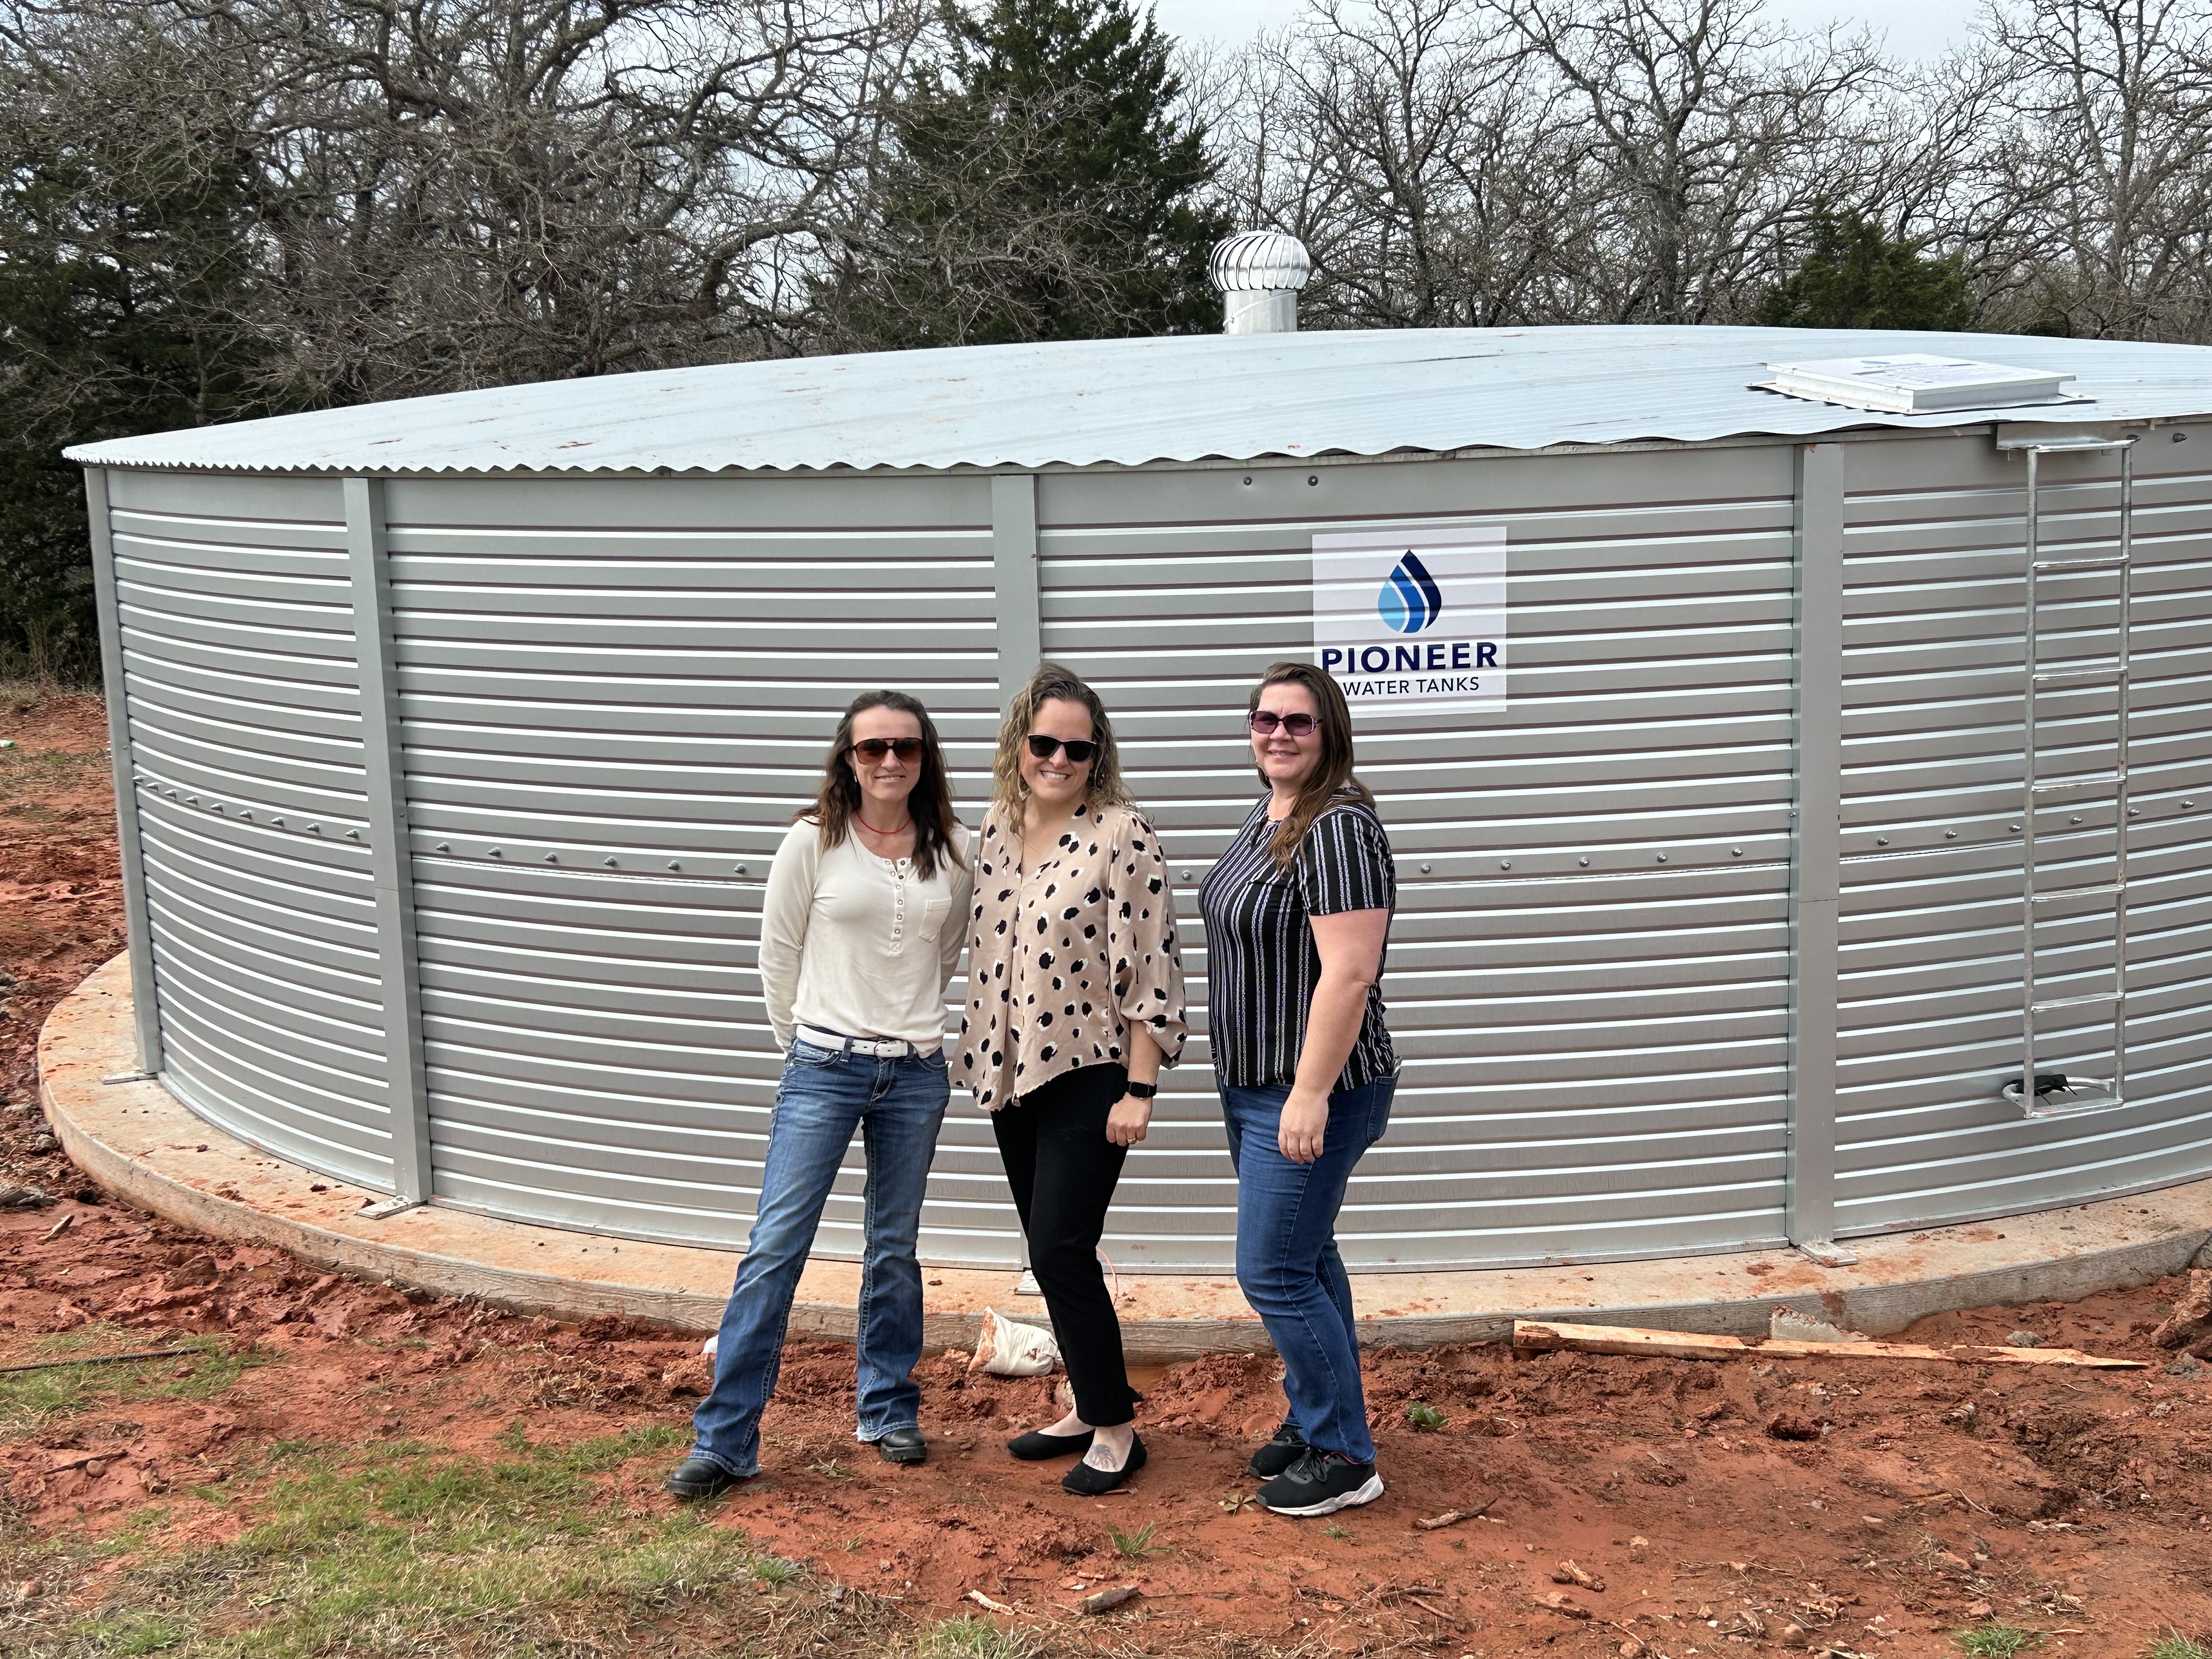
[2023,447,2042,1096]
[2114,443,2135,1097]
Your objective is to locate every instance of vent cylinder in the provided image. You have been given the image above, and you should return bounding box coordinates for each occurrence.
[1210,230,1311,335]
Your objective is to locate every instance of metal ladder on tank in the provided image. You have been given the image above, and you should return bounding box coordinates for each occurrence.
[1997,433,2137,1119]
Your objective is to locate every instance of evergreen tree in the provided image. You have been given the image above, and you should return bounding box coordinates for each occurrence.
[822,0,1232,348]
[0,25,268,683]
[1754,210,1973,333]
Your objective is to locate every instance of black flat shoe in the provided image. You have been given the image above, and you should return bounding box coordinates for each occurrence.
[874,1426,927,1465]
[667,1455,747,1500]
[1062,1432,1146,1495]
[1007,1426,1094,1461]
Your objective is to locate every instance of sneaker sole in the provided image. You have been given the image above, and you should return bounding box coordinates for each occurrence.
[1261,1472,1385,1518]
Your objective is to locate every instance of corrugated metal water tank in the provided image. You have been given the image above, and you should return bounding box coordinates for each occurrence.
[69,325,2212,1272]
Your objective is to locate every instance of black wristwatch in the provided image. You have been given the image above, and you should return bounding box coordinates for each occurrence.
[1124,1081,1157,1099]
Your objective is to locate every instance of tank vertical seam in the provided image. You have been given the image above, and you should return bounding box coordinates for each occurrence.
[344,476,433,1203]
[1788,442,1846,1246]
[86,467,166,1075]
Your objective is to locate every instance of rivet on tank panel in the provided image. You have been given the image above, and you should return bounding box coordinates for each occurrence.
[2187,799,2197,809]
[735,864,747,876]
[1731,846,1743,856]
[1945,830,1958,839]
[270,816,284,828]
[1180,868,1192,879]
[1656,853,1668,862]
[1877,836,1889,845]
[2011,822,2022,832]
[306,822,319,833]
[2070,815,2083,824]
[1578,855,1590,866]
[545,853,558,862]
[2129,807,2141,816]
[346,828,360,839]
[1419,862,1432,873]
[487,847,501,856]
[1308,475,1318,486]
[435,843,449,853]
[605,856,618,867]
[1500,860,1512,870]
[667,860,682,871]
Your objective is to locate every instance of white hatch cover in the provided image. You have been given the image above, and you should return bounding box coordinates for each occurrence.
[1758,353,2080,414]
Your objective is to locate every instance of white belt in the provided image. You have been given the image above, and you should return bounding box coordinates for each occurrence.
[794,1024,939,1059]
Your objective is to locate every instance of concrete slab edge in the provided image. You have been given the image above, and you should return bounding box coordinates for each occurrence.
[36,956,2212,1359]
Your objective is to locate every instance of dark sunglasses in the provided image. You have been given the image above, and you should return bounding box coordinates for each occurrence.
[1025,734,1099,764]
[1249,710,1319,737]
[850,737,924,761]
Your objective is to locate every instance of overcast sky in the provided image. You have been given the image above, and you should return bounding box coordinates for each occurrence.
[1152,0,1987,61]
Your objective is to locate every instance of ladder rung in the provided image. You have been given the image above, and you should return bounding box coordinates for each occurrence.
[2033,555,2130,572]
[2031,775,2120,795]
[2032,667,2125,685]
[2000,436,2138,453]
[2031,883,2124,902]
[2030,991,2124,1012]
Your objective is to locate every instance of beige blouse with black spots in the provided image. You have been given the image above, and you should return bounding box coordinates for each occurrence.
[955,802,1188,1111]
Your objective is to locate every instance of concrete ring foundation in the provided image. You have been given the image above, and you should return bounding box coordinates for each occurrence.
[39,955,2212,1358]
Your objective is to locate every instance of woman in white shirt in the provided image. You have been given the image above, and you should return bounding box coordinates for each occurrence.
[669,690,972,1499]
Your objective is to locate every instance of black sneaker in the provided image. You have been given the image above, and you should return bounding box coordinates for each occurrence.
[1247,1417,1310,1480]
[1256,1448,1384,1517]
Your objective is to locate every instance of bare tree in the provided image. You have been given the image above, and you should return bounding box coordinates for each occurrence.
[1493,0,1889,323]
[1959,0,2212,338]
[2,0,927,406]
[1217,0,1593,328]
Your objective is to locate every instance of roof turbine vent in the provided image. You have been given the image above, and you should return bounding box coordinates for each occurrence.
[1210,230,1311,336]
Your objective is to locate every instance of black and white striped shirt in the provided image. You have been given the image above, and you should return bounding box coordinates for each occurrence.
[1198,793,1397,1094]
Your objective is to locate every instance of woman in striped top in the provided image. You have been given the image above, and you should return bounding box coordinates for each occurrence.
[1197,661,1397,1519]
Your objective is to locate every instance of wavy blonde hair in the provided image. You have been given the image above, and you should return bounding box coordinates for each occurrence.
[991,661,1134,820]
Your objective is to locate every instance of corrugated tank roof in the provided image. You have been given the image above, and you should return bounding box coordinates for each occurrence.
[64,324,2212,476]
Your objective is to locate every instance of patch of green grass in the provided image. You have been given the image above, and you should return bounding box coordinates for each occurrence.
[1106,1520,1167,1559]
[918,1615,1041,1659]
[2148,1635,2212,1659]
[753,1554,801,1587]
[1406,1402,1448,1431]
[1323,1523,1350,1539]
[20,1423,740,1658]
[0,1331,257,1441]
[1955,1625,2041,1658]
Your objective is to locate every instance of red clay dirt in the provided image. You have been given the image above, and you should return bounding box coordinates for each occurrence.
[4,689,2212,1657]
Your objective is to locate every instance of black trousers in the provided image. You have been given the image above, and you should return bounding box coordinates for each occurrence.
[991,1063,1135,1428]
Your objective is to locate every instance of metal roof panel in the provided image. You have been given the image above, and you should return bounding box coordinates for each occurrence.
[64,325,2212,475]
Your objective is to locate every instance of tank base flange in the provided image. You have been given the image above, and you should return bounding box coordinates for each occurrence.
[38,955,2212,1359]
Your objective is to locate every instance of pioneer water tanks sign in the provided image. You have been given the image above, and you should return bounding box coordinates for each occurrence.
[1313,526,1507,710]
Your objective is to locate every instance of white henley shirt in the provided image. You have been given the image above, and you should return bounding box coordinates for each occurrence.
[758,816,974,1052]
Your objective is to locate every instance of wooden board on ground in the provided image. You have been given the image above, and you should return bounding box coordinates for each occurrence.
[1511,1319,2146,1368]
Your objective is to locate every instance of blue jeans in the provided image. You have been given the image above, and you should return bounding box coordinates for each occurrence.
[688,1039,949,1477]
[1220,1073,1397,1465]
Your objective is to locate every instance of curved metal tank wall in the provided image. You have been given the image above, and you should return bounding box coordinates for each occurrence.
[84,420,2212,1272]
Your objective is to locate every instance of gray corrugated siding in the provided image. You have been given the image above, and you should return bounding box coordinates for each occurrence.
[379,477,1006,1256]
[1036,450,1800,1269]
[101,471,396,1189]
[1835,426,2212,1233]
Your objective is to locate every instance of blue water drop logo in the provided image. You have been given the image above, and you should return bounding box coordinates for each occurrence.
[1377,551,1444,633]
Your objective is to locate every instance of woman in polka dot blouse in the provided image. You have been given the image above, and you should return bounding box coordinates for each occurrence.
[957,662,1187,1495]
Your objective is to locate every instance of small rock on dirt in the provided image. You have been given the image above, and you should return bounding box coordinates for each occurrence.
[1767,1412,1822,1441]
[0,1184,54,1210]
[2007,1329,2044,1347]
[1531,1592,1590,1619]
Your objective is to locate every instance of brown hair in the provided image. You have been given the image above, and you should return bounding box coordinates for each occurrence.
[1250,662,1373,868]
[991,661,1134,820]
[804,690,964,880]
